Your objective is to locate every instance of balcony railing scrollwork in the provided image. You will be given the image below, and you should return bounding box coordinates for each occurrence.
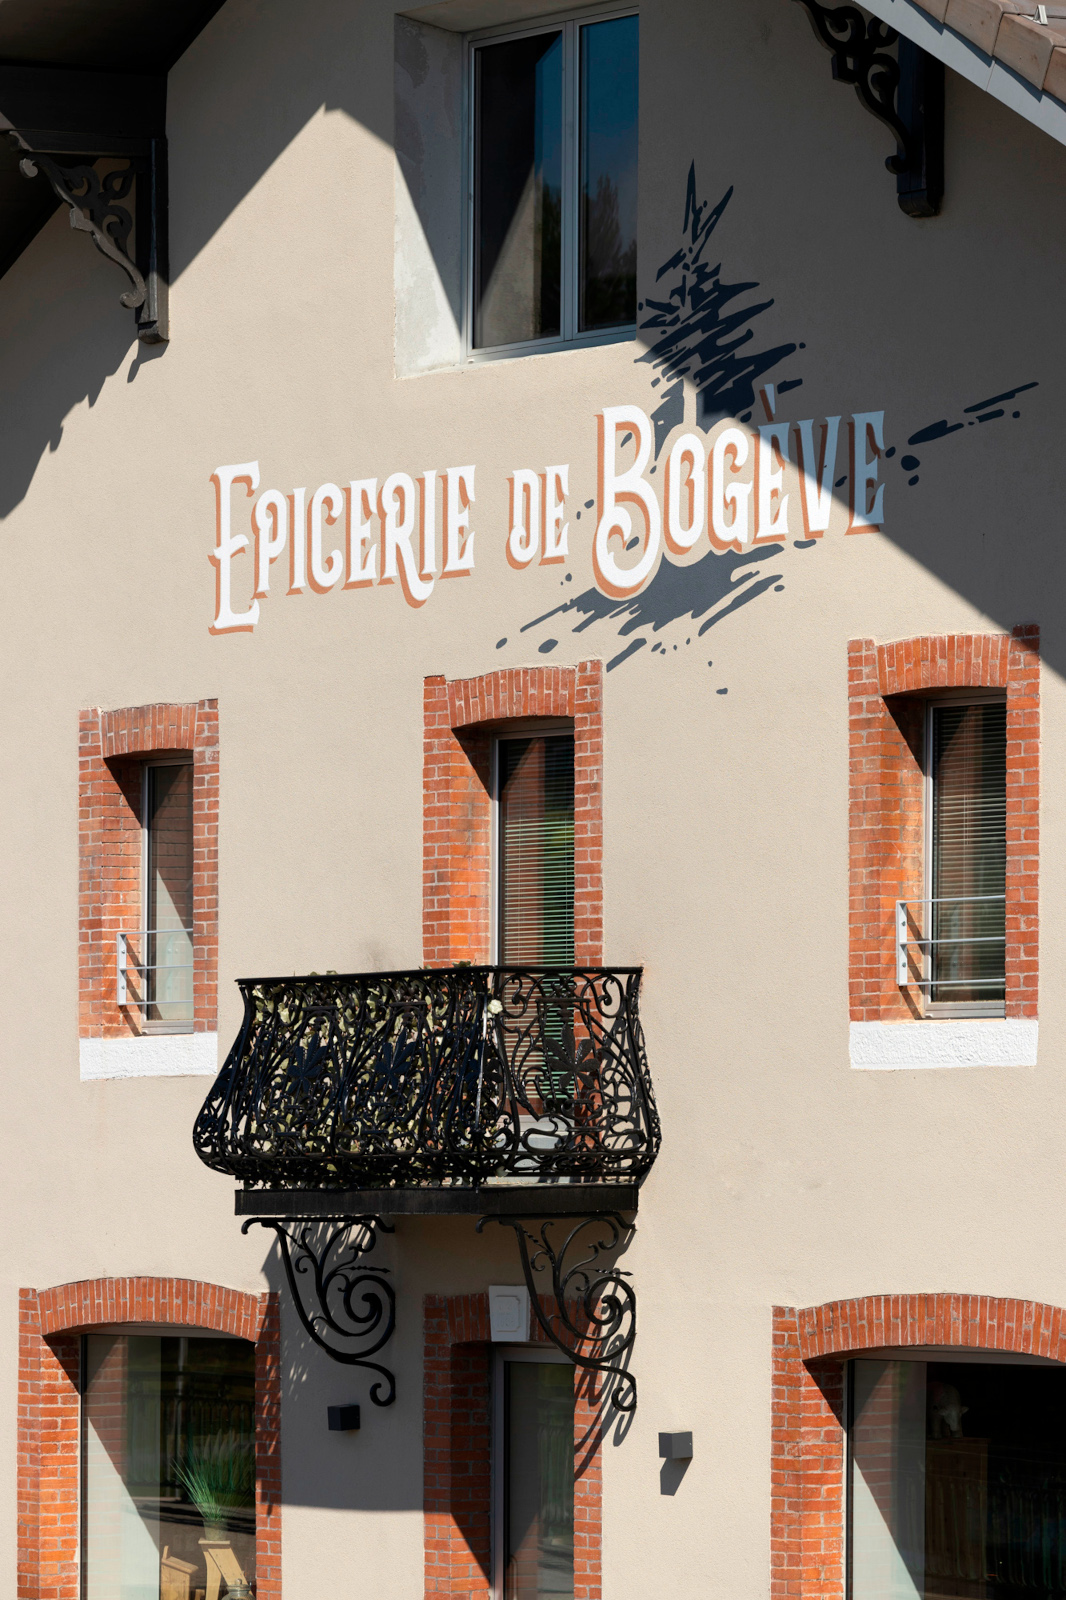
[194,965,659,1407]
[193,966,659,1191]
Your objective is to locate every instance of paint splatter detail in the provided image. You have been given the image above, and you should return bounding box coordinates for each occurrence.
[637,164,799,455]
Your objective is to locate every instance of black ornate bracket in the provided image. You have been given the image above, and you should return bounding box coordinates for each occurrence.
[10,129,169,341]
[791,0,944,217]
[243,1215,397,1406]
[480,1212,638,1412]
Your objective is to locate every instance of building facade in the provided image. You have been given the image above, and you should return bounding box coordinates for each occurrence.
[2,0,1066,1595]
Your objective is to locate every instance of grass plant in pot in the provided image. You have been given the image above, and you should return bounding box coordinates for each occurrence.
[174,1431,255,1598]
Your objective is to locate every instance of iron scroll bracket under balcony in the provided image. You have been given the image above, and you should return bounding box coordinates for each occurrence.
[9,128,168,341]
[242,1214,397,1403]
[790,0,943,216]
[479,1211,638,1412]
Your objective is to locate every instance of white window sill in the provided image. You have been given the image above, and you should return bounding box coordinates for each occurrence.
[80,1033,219,1081]
[850,1019,1038,1070]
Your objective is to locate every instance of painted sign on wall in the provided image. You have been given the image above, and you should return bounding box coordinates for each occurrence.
[209,396,884,635]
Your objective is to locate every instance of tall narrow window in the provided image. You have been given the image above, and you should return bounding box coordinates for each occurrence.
[928,701,1006,1012]
[471,13,638,354]
[497,733,575,965]
[82,1333,256,1600]
[495,1350,575,1600]
[848,1357,1066,1600]
[579,14,638,333]
[144,760,194,1030]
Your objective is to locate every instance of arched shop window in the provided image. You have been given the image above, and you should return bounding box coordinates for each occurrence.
[848,1354,1066,1600]
[82,1331,256,1600]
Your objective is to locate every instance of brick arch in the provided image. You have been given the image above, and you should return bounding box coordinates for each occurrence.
[19,1276,280,1600]
[423,662,603,966]
[771,1292,1066,1600]
[847,626,1039,1022]
[79,699,220,1040]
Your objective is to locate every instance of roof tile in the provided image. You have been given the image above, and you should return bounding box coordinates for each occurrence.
[1044,39,1066,92]
[912,0,952,19]
[996,11,1063,83]
[945,0,1022,54]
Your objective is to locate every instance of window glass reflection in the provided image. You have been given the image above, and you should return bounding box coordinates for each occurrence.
[83,1334,256,1600]
[505,1361,575,1599]
[849,1358,1066,1600]
[474,32,563,348]
[579,15,638,332]
[146,763,194,1028]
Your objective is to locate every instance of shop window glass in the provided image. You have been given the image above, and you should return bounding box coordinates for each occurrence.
[82,1333,255,1600]
[848,1358,1066,1600]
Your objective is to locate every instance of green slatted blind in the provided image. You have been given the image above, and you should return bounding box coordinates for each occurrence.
[498,734,575,965]
[930,701,1006,1005]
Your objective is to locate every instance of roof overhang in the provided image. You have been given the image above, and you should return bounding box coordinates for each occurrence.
[863,0,1066,149]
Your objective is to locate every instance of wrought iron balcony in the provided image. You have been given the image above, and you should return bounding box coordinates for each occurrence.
[193,966,659,1200]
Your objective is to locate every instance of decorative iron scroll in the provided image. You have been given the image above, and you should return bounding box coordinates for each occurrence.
[13,142,147,310]
[194,967,660,1190]
[790,0,943,216]
[791,0,911,169]
[481,1212,638,1411]
[242,1215,396,1402]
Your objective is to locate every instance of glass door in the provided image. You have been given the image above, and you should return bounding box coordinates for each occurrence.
[495,1348,576,1600]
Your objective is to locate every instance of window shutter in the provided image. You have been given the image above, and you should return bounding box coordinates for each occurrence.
[498,734,575,965]
[930,702,1006,1003]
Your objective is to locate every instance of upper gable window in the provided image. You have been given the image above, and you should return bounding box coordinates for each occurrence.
[470,10,638,357]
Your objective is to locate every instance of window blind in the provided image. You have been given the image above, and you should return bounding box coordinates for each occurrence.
[930,701,1006,1005]
[498,734,575,966]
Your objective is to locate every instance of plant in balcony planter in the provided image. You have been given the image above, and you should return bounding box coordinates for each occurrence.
[173,1429,254,1543]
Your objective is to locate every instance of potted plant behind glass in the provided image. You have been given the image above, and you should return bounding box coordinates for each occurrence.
[174,1431,255,1599]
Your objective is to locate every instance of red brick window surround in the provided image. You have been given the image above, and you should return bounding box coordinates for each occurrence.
[79,701,219,1038]
[423,664,603,966]
[424,1293,603,1599]
[848,629,1039,1022]
[771,1293,1066,1600]
[17,1276,280,1600]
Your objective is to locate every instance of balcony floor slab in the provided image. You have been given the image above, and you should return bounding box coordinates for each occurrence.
[234,1184,640,1218]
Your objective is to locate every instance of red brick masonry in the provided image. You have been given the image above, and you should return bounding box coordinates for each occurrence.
[771,1293,1065,1600]
[18,1277,279,1600]
[79,701,219,1037]
[847,629,1039,1021]
[424,1293,603,1599]
[423,664,603,966]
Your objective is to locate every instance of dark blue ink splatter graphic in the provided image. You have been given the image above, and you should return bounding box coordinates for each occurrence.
[900,381,1037,484]
[518,545,786,672]
[637,163,799,455]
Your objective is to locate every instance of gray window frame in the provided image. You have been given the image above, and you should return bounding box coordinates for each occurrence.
[464,4,638,363]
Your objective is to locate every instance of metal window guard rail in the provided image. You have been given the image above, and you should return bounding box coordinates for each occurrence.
[193,966,660,1190]
[116,928,194,1007]
[895,895,1006,989]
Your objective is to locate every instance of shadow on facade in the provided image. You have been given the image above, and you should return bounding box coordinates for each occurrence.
[0,0,1060,685]
[257,1243,423,1513]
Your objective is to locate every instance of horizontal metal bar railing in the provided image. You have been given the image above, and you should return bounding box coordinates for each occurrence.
[895,896,1006,989]
[193,966,661,1191]
[116,929,194,1008]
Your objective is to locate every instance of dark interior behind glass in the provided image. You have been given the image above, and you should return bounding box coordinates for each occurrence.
[579,15,638,331]
[849,1359,1066,1600]
[474,32,562,348]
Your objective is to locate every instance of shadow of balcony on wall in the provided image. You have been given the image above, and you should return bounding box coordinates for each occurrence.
[193,965,660,1413]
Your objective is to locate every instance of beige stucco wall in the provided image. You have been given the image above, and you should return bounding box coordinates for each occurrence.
[1,0,1065,1594]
